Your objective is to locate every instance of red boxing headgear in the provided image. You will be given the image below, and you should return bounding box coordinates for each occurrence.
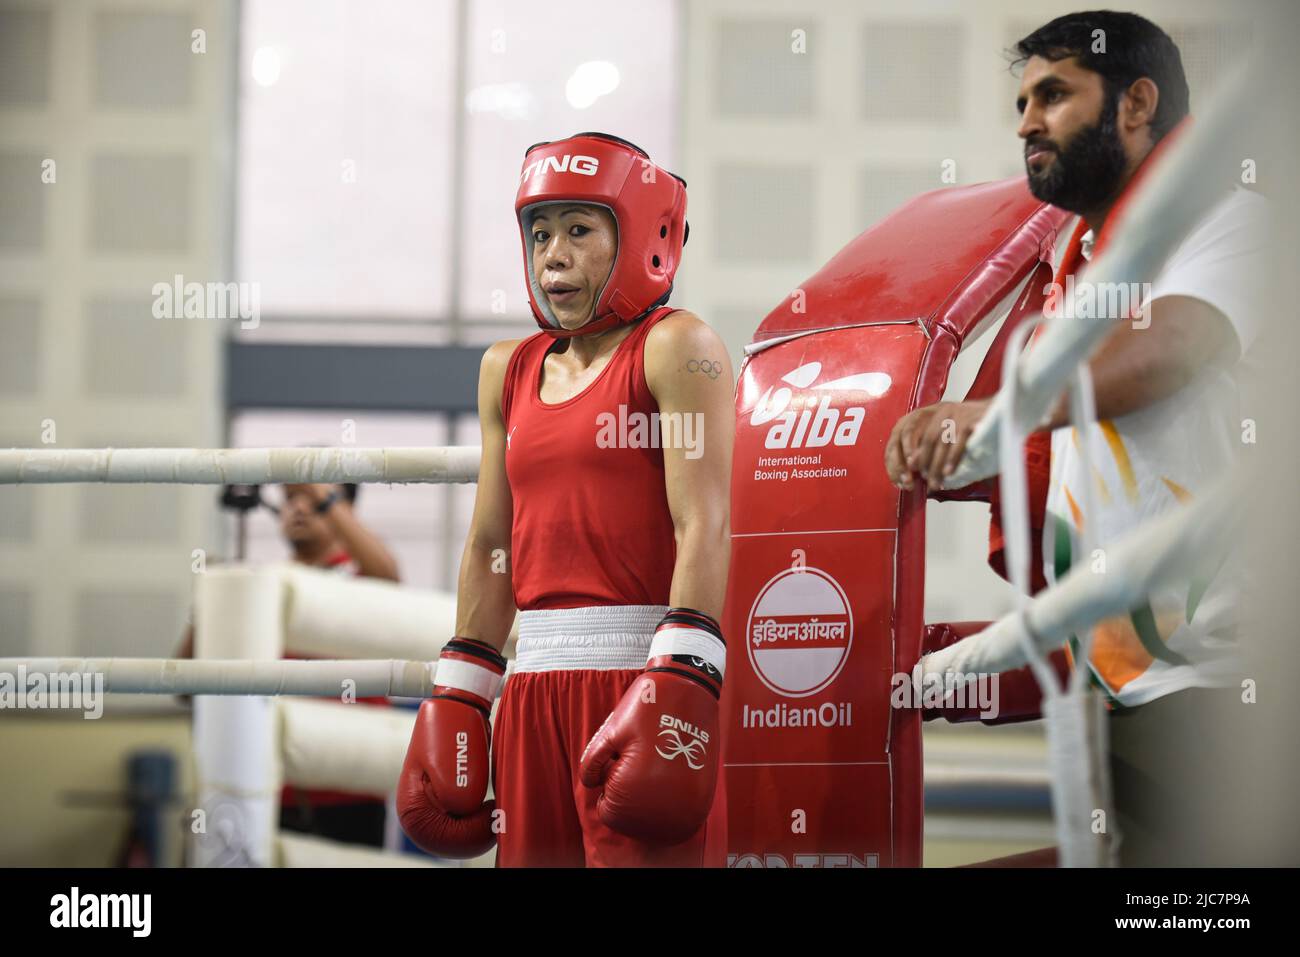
[515,132,688,338]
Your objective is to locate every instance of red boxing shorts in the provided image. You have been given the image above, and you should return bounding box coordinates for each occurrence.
[492,604,727,868]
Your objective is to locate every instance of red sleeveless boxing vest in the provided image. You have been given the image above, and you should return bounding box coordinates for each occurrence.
[501,307,678,611]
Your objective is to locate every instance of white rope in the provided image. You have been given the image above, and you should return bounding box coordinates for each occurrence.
[0,657,435,697]
[995,314,1119,867]
[0,446,480,484]
[942,58,1259,491]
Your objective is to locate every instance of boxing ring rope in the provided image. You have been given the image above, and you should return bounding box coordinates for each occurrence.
[184,563,511,868]
[920,473,1241,684]
[0,445,500,866]
[0,562,511,867]
[0,447,505,865]
[0,446,481,485]
[0,445,482,861]
[0,657,436,697]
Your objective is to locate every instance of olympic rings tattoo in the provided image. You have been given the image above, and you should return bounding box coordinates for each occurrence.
[684,358,723,379]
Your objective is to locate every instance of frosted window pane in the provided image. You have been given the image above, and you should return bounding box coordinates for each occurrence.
[237,1,455,319]
[459,0,679,322]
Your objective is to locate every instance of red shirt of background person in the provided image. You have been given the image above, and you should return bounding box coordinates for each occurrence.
[396,133,735,866]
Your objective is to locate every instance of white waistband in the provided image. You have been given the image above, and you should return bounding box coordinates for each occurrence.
[515,605,667,672]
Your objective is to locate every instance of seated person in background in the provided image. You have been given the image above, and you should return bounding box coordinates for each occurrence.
[179,480,403,848]
[179,480,400,652]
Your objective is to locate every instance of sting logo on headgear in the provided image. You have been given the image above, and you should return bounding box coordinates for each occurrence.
[515,131,689,339]
[519,154,600,183]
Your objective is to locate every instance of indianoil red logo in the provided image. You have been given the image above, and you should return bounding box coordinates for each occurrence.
[745,566,853,697]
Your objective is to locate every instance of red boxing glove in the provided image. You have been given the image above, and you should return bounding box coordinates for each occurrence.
[579,607,725,845]
[397,637,506,859]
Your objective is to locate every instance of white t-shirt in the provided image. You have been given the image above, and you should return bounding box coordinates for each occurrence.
[1043,187,1269,707]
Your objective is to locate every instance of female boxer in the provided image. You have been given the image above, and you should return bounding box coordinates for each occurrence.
[398,132,734,866]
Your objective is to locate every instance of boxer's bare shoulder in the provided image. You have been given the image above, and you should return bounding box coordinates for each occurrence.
[473,337,526,431]
[646,308,711,343]
[479,338,526,387]
[644,310,734,400]
[477,338,526,416]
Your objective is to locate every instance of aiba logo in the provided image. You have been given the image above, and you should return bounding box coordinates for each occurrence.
[746,566,853,697]
[749,361,890,450]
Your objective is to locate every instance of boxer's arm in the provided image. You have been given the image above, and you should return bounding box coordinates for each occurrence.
[453,339,522,652]
[645,312,735,622]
